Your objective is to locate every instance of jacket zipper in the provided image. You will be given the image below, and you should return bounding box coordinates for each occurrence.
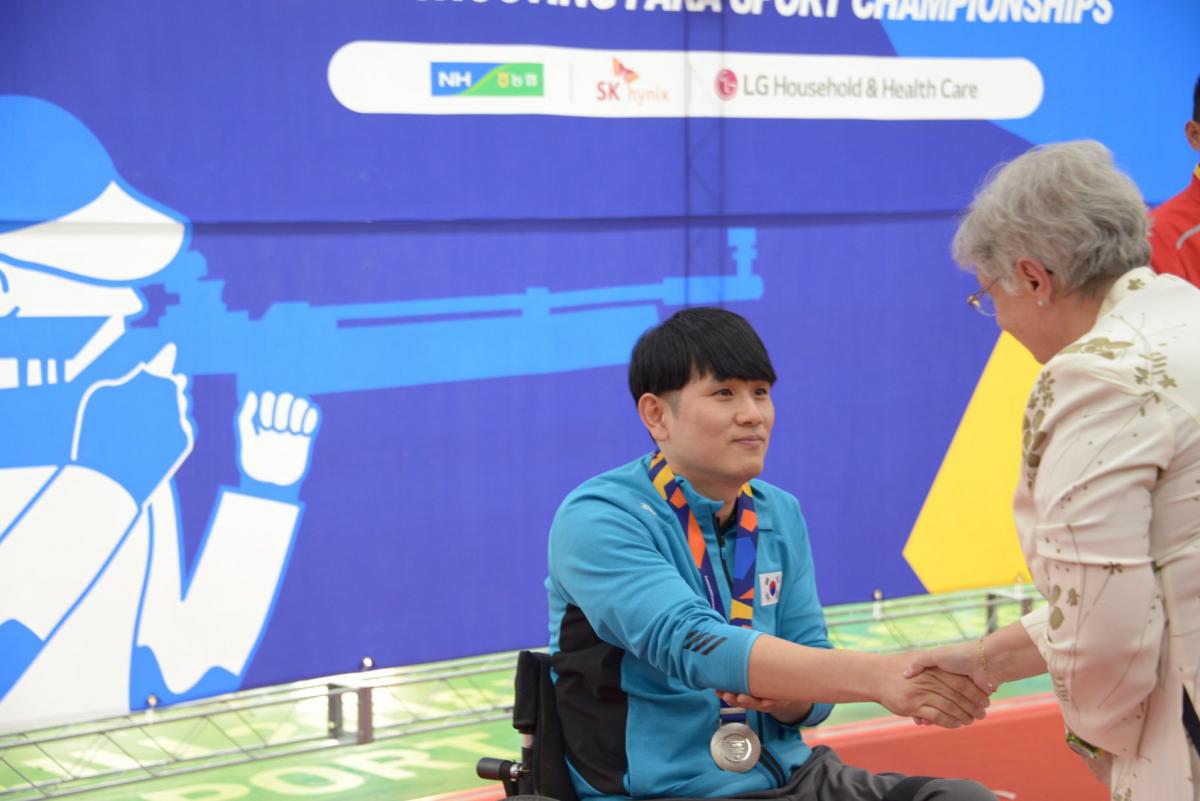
[715,525,735,589]
[755,714,787,786]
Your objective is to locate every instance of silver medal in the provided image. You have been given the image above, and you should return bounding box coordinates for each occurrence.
[709,721,761,772]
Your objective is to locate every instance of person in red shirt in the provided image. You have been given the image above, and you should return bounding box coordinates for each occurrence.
[1149,75,1200,285]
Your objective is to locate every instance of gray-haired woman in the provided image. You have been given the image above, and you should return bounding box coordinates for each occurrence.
[909,140,1200,799]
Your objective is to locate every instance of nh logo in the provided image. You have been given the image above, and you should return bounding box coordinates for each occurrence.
[437,70,473,89]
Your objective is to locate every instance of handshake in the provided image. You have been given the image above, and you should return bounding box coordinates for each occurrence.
[895,641,993,728]
[721,639,993,730]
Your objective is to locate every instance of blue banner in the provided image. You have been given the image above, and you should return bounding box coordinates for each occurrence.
[1,0,1196,730]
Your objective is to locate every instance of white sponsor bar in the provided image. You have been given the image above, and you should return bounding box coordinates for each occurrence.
[328,41,1043,120]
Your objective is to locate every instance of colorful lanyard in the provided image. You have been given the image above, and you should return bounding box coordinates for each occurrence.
[648,452,759,724]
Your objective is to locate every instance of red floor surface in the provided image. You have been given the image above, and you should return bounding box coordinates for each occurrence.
[806,694,1107,801]
[441,693,1108,801]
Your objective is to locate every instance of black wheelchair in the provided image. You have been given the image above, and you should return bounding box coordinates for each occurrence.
[475,650,577,801]
[476,651,941,801]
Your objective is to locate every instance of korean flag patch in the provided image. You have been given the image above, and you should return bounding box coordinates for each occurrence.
[758,571,782,606]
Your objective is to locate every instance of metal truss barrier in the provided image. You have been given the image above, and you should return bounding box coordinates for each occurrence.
[0,586,1041,799]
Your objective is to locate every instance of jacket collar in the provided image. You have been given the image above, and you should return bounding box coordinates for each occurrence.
[642,452,775,532]
[1096,266,1157,320]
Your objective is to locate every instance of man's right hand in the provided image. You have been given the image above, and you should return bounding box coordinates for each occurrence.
[876,652,989,728]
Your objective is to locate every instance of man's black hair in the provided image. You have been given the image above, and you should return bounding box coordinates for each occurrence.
[1193,74,1200,123]
[628,307,776,402]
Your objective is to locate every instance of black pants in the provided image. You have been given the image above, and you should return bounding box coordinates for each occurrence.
[663,747,997,801]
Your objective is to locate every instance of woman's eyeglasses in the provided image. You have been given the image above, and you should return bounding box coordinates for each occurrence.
[967,277,1000,317]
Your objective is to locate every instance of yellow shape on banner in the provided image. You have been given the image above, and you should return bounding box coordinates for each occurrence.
[903,333,1042,593]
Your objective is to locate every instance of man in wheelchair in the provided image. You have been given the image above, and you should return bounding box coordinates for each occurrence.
[540,308,995,801]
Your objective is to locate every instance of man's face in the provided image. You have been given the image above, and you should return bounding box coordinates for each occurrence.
[658,373,774,498]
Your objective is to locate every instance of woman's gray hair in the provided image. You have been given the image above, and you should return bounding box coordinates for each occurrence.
[951,140,1150,295]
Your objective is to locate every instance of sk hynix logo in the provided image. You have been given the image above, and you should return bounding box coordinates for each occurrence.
[598,57,669,105]
[715,69,738,101]
[431,62,544,97]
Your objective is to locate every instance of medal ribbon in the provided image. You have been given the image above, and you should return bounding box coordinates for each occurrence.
[648,451,759,727]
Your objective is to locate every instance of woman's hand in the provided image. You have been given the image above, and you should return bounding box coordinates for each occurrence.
[876,652,989,728]
[906,641,993,693]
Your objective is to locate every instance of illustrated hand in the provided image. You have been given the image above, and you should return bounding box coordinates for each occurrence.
[237,390,319,487]
[877,653,989,729]
[72,344,193,503]
[715,691,812,725]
